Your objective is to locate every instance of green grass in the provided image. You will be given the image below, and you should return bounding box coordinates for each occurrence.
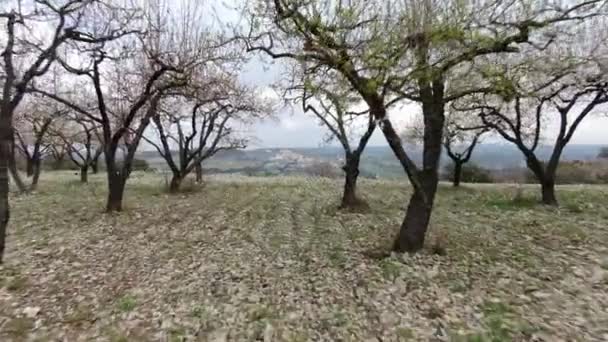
[116,295,137,313]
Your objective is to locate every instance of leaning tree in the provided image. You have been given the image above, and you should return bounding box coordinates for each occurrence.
[242,0,603,252]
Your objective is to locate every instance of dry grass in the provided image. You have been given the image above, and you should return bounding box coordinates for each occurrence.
[1,171,607,341]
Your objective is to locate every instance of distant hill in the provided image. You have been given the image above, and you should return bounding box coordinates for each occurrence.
[137,144,606,179]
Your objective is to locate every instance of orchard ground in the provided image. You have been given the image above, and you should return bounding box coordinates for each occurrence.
[1,171,607,341]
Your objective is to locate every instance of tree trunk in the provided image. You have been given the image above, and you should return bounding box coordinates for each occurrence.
[8,140,27,193]
[30,158,41,191]
[26,158,34,177]
[91,161,98,174]
[389,86,445,253]
[393,173,439,253]
[524,154,558,206]
[169,174,182,193]
[0,123,11,264]
[453,162,462,187]
[195,163,202,183]
[80,166,88,183]
[340,155,361,208]
[106,171,126,212]
[541,178,558,206]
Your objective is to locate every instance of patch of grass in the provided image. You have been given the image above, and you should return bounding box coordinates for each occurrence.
[64,305,96,326]
[448,279,469,293]
[247,305,275,322]
[563,202,584,213]
[116,295,137,313]
[319,310,349,330]
[478,300,537,341]
[3,317,34,338]
[6,276,28,292]
[379,258,401,281]
[168,326,187,342]
[327,247,347,269]
[338,198,371,213]
[486,196,538,210]
[190,305,208,319]
[396,327,415,340]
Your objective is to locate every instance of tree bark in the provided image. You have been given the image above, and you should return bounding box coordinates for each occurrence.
[106,171,126,212]
[25,158,34,177]
[0,122,11,264]
[390,85,445,253]
[525,154,559,206]
[8,140,27,193]
[541,178,558,206]
[394,182,441,254]
[80,166,88,183]
[169,174,182,193]
[30,158,41,191]
[393,172,439,252]
[195,162,202,183]
[453,162,462,187]
[340,155,361,208]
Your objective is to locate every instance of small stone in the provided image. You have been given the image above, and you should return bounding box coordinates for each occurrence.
[23,306,41,318]
[263,323,274,342]
[590,267,606,284]
[208,328,229,342]
[160,319,173,330]
[532,291,551,299]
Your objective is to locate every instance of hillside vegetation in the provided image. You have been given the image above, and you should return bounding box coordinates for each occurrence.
[1,172,607,341]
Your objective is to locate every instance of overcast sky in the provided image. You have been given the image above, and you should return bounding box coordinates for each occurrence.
[239,58,608,149]
[194,0,608,149]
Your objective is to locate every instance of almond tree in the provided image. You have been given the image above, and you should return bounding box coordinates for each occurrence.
[34,0,226,211]
[459,17,608,205]
[291,78,376,208]
[242,0,603,252]
[0,0,131,263]
[52,114,102,183]
[146,80,266,193]
[404,110,487,187]
[473,76,608,205]
[13,101,63,190]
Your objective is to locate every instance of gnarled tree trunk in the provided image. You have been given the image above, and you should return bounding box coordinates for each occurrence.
[340,155,361,208]
[381,86,445,253]
[541,179,557,206]
[8,139,27,193]
[195,163,202,183]
[25,158,34,177]
[30,157,41,191]
[0,121,12,264]
[169,174,183,193]
[453,162,462,187]
[91,160,99,174]
[80,166,88,183]
[525,153,559,206]
[393,172,439,252]
[106,170,127,212]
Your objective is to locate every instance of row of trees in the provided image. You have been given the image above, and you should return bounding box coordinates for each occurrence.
[1,0,607,263]
[241,0,608,253]
[0,0,270,263]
